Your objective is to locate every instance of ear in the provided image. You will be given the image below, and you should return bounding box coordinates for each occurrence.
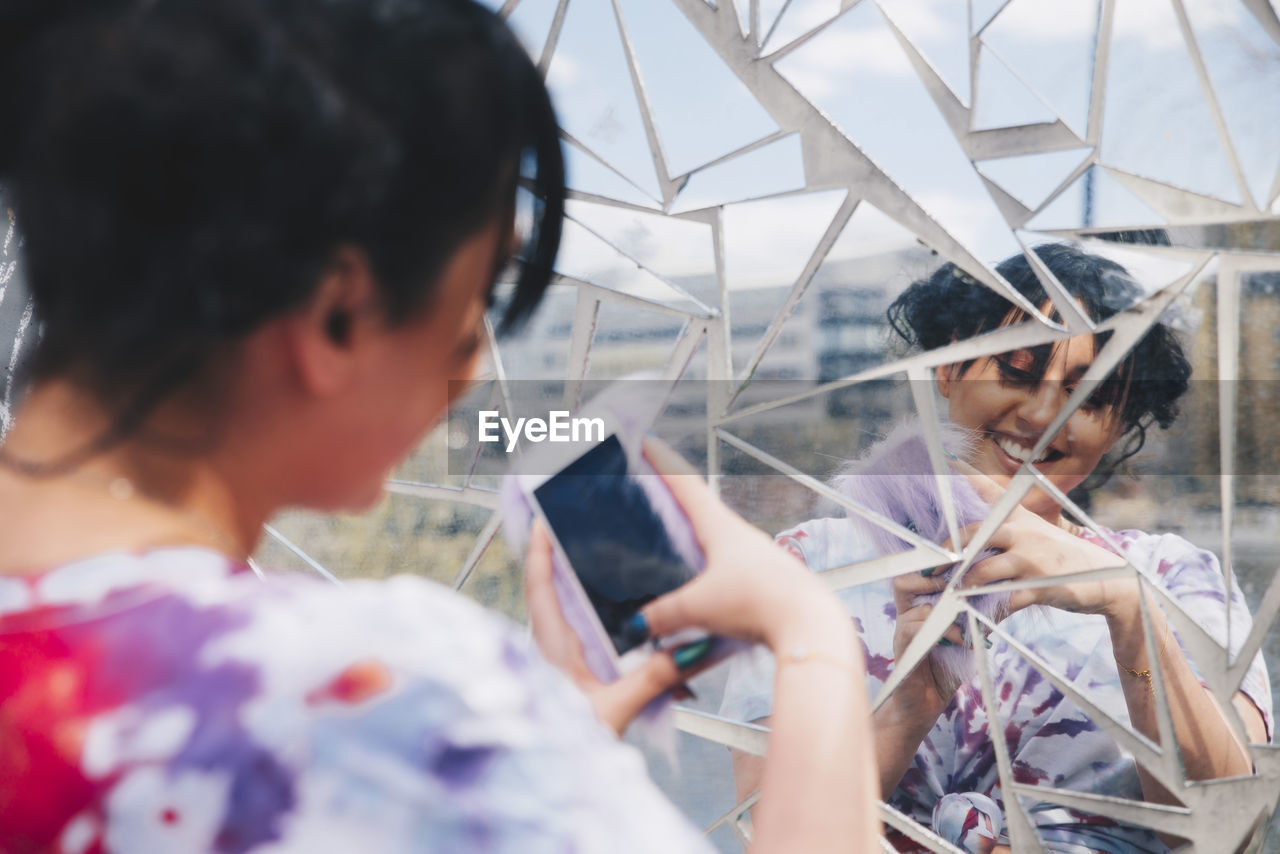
[936,364,957,399]
[284,246,382,397]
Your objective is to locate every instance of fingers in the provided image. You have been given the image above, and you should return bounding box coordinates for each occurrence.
[896,603,966,648]
[523,523,556,639]
[938,620,966,648]
[953,552,1019,592]
[637,573,710,641]
[595,650,688,734]
[523,524,588,673]
[894,568,952,598]
[938,519,1008,556]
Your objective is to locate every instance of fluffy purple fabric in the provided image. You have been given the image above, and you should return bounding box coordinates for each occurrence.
[831,418,1007,695]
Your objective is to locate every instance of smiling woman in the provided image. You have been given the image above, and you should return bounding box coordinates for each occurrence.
[722,243,1273,854]
[894,243,1192,519]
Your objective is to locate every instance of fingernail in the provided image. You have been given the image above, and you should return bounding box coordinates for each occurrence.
[621,612,650,647]
[673,638,714,670]
[921,567,936,577]
[983,636,993,650]
[936,638,955,647]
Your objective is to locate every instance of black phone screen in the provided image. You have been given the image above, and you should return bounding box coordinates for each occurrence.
[533,434,695,654]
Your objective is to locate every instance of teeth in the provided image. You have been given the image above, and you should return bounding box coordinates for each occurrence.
[995,436,1046,464]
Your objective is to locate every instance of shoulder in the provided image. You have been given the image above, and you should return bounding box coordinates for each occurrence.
[231,574,707,851]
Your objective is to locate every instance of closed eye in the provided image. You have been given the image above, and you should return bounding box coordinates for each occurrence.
[994,357,1037,386]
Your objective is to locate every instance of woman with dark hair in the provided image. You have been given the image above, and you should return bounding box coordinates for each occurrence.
[724,244,1271,853]
[0,2,879,851]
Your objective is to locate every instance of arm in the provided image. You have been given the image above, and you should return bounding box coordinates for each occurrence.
[1105,584,1262,788]
[746,592,878,854]
[639,442,880,854]
[955,513,1262,793]
[528,442,881,853]
[730,555,966,805]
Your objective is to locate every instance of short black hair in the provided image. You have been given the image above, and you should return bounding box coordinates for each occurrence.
[0,0,563,401]
[887,242,1192,476]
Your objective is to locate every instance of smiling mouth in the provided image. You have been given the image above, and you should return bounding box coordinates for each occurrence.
[993,434,1065,465]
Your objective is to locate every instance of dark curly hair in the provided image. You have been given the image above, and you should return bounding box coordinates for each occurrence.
[0,0,563,466]
[887,242,1192,485]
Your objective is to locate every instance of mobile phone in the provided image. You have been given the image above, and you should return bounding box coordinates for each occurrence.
[511,383,708,668]
[523,433,701,656]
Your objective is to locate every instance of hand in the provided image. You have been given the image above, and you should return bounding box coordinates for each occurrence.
[635,440,851,652]
[940,465,1136,618]
[524,524,699,736]
[884,568,967,722]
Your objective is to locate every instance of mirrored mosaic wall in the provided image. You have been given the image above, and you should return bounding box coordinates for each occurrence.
[3,0,1280,850]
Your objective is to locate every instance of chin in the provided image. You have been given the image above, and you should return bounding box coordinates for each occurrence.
[304,476,388,515]
[345,480,390,513]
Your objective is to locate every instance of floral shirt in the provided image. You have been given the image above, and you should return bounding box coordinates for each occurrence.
[0,547,713,853]
[719,517,1273,854]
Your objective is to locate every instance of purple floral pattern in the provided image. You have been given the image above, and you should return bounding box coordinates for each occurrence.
[0,547,713,853]
[720,518,1273,853]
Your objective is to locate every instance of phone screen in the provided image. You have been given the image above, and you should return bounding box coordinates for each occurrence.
[533,434,696,654]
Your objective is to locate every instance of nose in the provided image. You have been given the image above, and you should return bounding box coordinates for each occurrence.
[1014,381,1061,435]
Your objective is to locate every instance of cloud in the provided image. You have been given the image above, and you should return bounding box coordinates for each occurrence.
[777,15,917,102]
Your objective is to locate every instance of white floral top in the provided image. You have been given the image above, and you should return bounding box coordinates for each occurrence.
[0,547,713,853]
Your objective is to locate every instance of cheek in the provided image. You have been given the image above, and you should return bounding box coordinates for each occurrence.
[1065,412,1120,459]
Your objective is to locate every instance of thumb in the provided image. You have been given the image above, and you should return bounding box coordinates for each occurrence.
[636,573,710,641]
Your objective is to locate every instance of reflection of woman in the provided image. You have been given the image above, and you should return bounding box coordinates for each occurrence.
[0,2,880,851]
[724,244,1272,853]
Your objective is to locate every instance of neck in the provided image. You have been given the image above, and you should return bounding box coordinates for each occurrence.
[0,379,265,567]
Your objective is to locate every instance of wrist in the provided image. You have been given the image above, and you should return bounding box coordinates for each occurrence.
[1104,585,1165,666]
[874,687,941,735]
[1100,576,1144,629]
[763,580,855,660]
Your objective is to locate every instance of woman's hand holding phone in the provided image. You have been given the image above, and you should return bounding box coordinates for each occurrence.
[632,440,883,852]
[525,440,880,852]
[634,440,852,654]
[525,523,697,736]
[523,439,852,734]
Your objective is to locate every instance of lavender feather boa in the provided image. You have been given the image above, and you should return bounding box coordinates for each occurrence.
[830,418,1009,697]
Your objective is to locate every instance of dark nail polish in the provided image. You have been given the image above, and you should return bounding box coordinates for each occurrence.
[622,612,650,646]
[921,567,936,577]
[983,636,993,650]
[673,638,714,670]
[673,684,699,702]
[936,637,955,647]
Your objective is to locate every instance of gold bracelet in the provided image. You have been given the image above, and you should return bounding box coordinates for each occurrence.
[778,644,858,674]
[1117,617,1170,696]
